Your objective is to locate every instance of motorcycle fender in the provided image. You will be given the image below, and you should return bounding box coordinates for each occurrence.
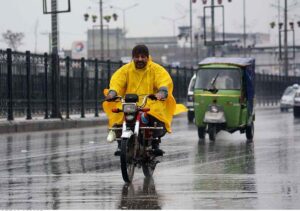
[204,111,226,123]
[121,130,133,139]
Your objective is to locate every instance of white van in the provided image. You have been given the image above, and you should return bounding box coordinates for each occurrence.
[187,74,196,122]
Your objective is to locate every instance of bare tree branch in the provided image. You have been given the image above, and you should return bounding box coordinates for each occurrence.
[2,30,25,51]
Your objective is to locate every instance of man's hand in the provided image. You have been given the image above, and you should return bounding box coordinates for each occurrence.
[155,87,168,101]
[155,91,168,101]
[105,90,117,101]
[155,92,165,100]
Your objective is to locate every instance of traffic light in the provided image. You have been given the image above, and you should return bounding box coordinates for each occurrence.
[297,21,300,27]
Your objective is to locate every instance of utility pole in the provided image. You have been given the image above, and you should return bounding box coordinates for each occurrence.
[283,0,288,76]
[211,0,216,56]
[50,0,61,118]
[190,0,193,62]
[243,0,246,57]
[278,0,282,74]
[43,0,71,118]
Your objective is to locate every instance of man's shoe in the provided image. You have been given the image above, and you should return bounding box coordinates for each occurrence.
[152,148,165,156]
[152,141,164,156]
[114,148,121,156]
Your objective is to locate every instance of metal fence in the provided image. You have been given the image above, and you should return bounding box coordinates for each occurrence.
[1,48,300,121]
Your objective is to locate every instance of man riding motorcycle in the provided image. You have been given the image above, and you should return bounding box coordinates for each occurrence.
[103,44,177,156]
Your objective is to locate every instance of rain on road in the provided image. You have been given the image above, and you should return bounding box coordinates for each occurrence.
[0,108,300,209]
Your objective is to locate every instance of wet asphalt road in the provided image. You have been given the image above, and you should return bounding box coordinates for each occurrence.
[0,108,300,209]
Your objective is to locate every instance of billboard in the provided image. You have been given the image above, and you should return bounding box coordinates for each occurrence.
[71,41,87,59]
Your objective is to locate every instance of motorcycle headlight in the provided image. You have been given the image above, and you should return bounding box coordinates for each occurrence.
[210,105,219,113]
[123,103,136,113]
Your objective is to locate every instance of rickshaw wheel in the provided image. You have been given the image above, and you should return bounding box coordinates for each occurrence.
[188,111,194,123]
[246,122,254,140]
[197,127,205,139]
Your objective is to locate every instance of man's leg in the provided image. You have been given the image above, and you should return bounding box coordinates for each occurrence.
[147,115,166,156]
[107,124,122,156]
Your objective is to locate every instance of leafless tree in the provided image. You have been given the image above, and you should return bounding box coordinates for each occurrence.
[2,30,25,51]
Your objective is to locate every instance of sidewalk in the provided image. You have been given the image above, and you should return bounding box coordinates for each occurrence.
[0,113,108,134]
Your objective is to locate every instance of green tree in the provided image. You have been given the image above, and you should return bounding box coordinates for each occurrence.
[2,30,25,51]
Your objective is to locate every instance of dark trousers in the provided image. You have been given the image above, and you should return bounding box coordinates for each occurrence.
[147,115,167,138]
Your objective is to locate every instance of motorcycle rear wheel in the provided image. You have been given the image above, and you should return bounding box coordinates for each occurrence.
[120,137,136,183]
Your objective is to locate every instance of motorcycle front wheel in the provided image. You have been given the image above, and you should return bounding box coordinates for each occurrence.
[142,160,156,178]
[120,136,136,183]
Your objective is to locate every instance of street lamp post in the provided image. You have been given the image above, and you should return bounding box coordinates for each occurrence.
[84,13,98,58]
[243,0,246,57]
[99,0,104,60]
[43,0,71,119]
[85,10,118,59]
[200,0,226,57]
[270,0,300,76]
[110,3,139,55]
[161,15,186,37]
[190,0,193,58]
[283,0,288,76]
[40,31,52,54]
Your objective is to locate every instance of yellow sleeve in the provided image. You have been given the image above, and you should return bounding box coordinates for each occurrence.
[109,64,129,96]
[154,64,173,94]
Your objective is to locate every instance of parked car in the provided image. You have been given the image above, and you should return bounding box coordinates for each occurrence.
[187,74,196,123]
[293,88,300,118]
[280,84,299,112]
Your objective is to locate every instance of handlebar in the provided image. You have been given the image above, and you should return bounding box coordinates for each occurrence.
[105,94,158,108]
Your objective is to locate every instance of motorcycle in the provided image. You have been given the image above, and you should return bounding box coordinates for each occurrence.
[107,94,164,183]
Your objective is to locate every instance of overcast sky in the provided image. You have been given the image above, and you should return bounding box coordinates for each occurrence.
[0,0,299,53]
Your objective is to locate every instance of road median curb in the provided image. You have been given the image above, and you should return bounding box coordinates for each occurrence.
[0,117,108,134]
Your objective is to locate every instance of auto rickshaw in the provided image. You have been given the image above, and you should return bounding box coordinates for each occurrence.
[194,57,255,142]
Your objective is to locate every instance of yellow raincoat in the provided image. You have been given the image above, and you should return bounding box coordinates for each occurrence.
[103,57,181,133]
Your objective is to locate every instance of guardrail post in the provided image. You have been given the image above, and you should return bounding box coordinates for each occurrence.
[94,59,99,117]
[167,65,171,74]
[119,60,123,68]
[44,53,49,119]
[50,52,62,119]
[26,51,32,120]
[81,57,85,118]
[6,48,13,121]
[66,56,70,119]
[176,66,179,101]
